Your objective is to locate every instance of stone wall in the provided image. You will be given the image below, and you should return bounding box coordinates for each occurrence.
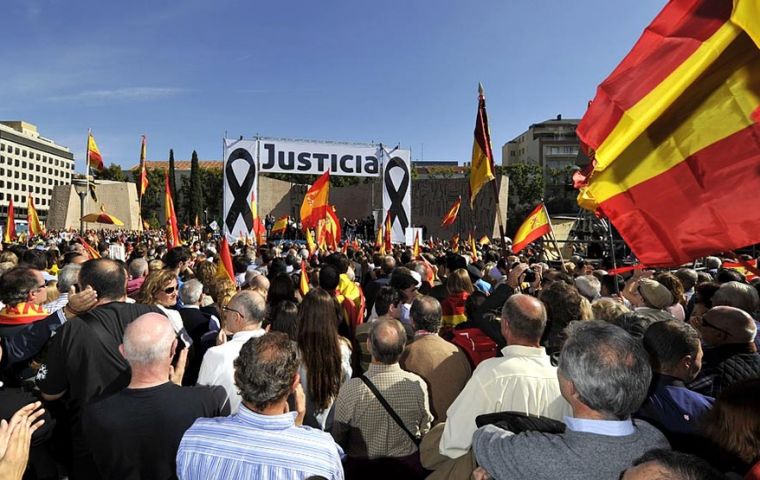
[47,181,142,231]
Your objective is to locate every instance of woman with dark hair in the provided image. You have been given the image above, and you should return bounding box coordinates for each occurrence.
[441,268,473,330]
[267,273,297,310]
[270,300,298,340]
[297,288,352,430]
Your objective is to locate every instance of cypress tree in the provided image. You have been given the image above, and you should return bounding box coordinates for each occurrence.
[189,150,204,225]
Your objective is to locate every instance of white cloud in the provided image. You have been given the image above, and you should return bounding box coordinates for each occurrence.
[49,87,189,103]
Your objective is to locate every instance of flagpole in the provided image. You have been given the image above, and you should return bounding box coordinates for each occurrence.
[84,129,91,235]
[543,203,565,264]
[489,179,508,259]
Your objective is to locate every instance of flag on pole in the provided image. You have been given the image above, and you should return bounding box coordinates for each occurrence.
[299,260,310,296]
[3,199,15,243]
[324,206,341,251]
[164,171,181,248]
[575,0,760,266]
[271,215,289,236]
[412,231,421,258]
[300,171,330,229]
[384,211,392,252]
[250,192,265,245]
[27,196,44,236]
[78,236,101,259]
[139,135,149,197]
[441,196,461,227]
[216,236,235,283]
[451,233,460,253]
[512,203,552,254]
[375,227,385,254]
[469,83,496,208]
[87,131,104,171]
[479,235,490,246]
[469,232,478,260]
[306,228,317,256]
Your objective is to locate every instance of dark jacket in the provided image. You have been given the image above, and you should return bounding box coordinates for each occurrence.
[688,343,760,397]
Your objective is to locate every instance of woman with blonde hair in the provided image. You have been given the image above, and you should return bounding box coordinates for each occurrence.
[135,269,186,341]
[441,268,474,329]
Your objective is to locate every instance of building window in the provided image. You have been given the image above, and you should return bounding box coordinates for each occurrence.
[36,165,40,171]
[21,173,26,180]
[14,171,18,178]
[22,150,26,158]
[14,159,19,167]
[22,161,27,169]
[36,153,40,160]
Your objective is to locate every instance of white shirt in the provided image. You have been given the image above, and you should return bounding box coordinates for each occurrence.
[440,345,571,458]
[197,328,266,413]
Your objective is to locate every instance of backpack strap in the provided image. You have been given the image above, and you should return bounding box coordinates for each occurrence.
[359,375,420,446]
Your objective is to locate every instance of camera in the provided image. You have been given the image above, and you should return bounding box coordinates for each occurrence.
[523,270,536,283]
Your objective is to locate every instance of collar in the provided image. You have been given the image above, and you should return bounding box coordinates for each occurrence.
[182,305,200,310]
[237,404,297,430]
[564,416,635,436]
[367,363,402,374]
[414,330,437,338]
[654,373,686,388]
[232,328,266,342]
[500,345,548,358]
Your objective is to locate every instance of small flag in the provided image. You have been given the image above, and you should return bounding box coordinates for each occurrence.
[78,236,101,259]
[441,196,461,228]
[300,171,330,229]
[512,203,552,254]
[316,219,327,252]
[216,236,235,284]
[384,211,392,253]
[412,231,421,258]
[87,131,104,171]
[299,260,310,296]
[376,227,385,255]
[451,233,460,253]
[139,135,149,196]
[164,171,181,248]
[469,232,478,260]
[250,192,266,245]
[478,235,490,246]
[306,228,316,256]
[27,195,44,236]
[271,215,289,236]
[324,206,341,251]
[469,84,496,208]
[4,198,15,243]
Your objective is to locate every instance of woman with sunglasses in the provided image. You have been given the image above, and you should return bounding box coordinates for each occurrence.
[135,270,190,356]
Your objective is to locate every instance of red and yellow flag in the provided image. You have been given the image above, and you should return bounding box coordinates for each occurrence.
[250,192,265,245]
[576,0,760,266]
[324,206,341,251]
[375,226,385,254]
[87,131,104,171]
[512,203,551,254]
[469,83,496,208]
[27,195,44,236]
[305,228,316,256]
[300,171,330,229]
[216,236,235,284]
[469,232,478,260]
[271,215,289,236]
[139,135,149,196]
[479,235,490,246]
[441,196,461,228]
[316,219,327,252]
[78,236,100,259]
[451,233,460,253]
[4,199,15,243]
[412,231,421,258]
[384,211,392,252]
[164,171,181,248]
[299,260,310,296]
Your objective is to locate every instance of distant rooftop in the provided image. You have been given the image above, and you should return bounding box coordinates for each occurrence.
[130,160,222,171]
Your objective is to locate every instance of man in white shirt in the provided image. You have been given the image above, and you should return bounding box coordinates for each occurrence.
[423,294,571,479]
[197,290,266,413]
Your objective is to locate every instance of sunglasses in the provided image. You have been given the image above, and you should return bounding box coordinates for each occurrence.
[163,285,178,294]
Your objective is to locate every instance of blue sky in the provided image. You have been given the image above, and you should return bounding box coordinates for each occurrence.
[0,0,665,171]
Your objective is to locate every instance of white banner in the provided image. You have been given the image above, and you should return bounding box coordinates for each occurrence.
[258,139,381,177]
[222,139,259,241]
[382,148,412,244]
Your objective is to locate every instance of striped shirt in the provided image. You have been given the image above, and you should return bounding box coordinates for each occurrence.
[176,405,344,480]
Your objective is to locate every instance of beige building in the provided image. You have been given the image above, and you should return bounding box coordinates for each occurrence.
[0,121,75,221]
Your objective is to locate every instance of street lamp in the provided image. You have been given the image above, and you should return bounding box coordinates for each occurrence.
[72,177,88,235]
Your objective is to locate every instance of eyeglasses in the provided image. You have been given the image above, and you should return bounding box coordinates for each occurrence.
[163,285,177,294]
[29,283,46,294]
[222,306,243,318]
[700,317,733,337]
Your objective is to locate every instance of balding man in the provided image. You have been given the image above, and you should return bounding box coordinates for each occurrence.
[426,294,571,478]
[332,318,432,468]
[689,306,760,397]
[82,314,228,480]
[197,290,267,413]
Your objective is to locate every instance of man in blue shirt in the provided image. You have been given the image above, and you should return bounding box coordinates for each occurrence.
[638,320,713,446]
[177,332,344,480]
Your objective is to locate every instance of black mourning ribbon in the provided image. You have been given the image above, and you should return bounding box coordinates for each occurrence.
[384,156,410,230]
[225,148,256,234]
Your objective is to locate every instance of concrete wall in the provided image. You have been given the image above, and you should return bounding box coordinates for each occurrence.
[48,181,142,231]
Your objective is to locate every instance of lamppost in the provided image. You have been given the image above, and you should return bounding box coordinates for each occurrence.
[72,177,88,235]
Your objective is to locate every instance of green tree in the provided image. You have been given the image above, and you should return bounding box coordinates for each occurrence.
[137,168,166,224]
[97,163,127,182]
[186,150,204,224]
[503,162,545,236]
[201,168,223,224]
[168,149,178,211]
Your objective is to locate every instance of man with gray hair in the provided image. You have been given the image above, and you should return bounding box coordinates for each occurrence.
[197,290,267,412]
[43,263,81,314]
[178,279,216,386]
[400,296,471,423]
[332,318,432,465]
[82,313,228,479]
[428,294,571,478]
[126,258,149,298]
[472,321,669,480]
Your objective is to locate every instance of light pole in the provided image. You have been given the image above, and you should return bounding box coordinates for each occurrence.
[72,177,88,235]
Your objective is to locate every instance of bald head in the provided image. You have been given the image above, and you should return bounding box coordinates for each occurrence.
[702,306,757,344]
[501,293,548,343]
[122,313,176,367]
[229,289,267,326]
[248,274,270,295]
[369,318,406,364]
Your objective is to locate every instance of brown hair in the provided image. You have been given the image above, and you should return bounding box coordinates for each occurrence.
[136,270,177,305]
[446,268,474,295]
[194,261,217,293]
[297,288,344,411]
[207,277,237,309]
[701,378,760,466]
[655,272,685,306]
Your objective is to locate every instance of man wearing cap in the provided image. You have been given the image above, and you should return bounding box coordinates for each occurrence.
[623,277,675,322]
[688,306,760,397]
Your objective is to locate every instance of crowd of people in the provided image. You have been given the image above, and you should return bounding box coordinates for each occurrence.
[0,228,759,479]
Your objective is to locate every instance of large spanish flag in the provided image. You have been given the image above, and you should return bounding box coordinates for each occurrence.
[4,199,15,243]
[383,211,392,252]
[300,171,330,229]
[324,206,341,251]
[216,236,235,284]
[139,135,149,197]
[27,195,44,236]
[250,192,265,244]
[576,0,760,266]
[87,131,104,171]
[271,215,289,236]
[164,171,181,248]
[469,83,496,208]
[441,196,461,228]
[512,203,551,254]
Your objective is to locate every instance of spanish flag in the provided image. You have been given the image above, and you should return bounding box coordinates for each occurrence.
[271,215,289,236]
[78,236,101,259]
[87,131,104,171]
[324,206,342,251]
[384,211,392,253]
[479,235,490,246]
[164,171,181,248]
[27,195,44,236]
[139,135,149,197]
[300,171,330,229]
[469,83,496,208]
[441,196,461,228]
[316,219,327,252]
[375,227,385,254]
[306,228,317,256]
[216,236,235,283]
[576,0,760,266]
[4,198,15,243]
[451,233,460,254]
[469,232,478,260]
[299,260,310,296]
[512,203,551,254]
[412,231,421,258]
[250,192,265,245]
